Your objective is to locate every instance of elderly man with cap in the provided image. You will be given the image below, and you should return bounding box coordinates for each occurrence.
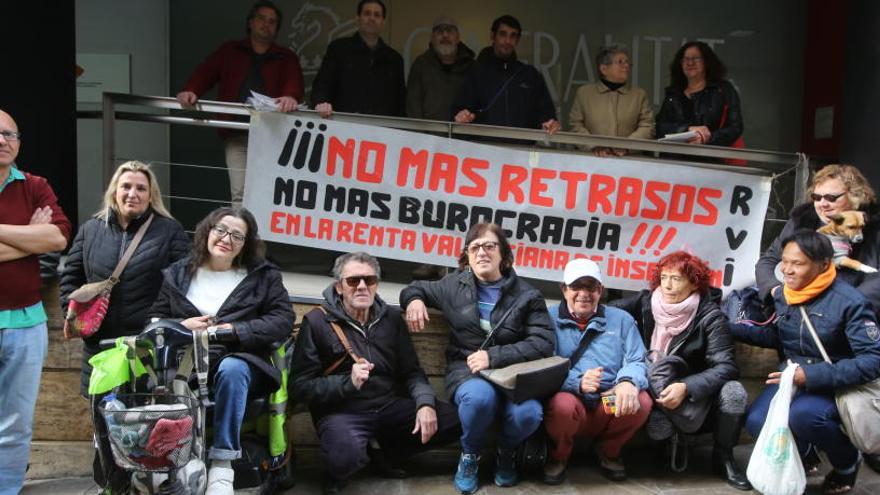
[406,16,475,121]
[541,258,651,485]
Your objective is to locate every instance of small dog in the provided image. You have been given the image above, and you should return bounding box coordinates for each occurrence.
[817,210,878,273]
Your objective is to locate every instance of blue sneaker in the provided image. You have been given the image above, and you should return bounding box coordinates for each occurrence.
[495,447,518,487]
[454,453,480,494]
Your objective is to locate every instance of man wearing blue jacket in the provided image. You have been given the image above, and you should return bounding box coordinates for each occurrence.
[542,258,651,485]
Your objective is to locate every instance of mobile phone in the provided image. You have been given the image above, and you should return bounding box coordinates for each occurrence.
[601,395,617,415]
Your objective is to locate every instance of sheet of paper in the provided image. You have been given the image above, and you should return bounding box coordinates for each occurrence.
[247,91,279,111]
[659,130,698,142]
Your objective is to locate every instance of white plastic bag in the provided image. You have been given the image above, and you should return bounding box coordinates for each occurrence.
[746,361,806,495]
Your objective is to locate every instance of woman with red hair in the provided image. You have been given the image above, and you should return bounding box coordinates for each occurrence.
[611,251,750,490]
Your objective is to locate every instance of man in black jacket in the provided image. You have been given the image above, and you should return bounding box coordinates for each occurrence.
[291,252,459,494]
[452,15,559,134]
[311,0,405,118]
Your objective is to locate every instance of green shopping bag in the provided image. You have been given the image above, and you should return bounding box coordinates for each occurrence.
[88,337,147,395]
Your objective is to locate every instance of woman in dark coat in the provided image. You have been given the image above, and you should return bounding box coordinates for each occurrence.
[734,230,880,495]
[655,41,743,147]
[148,207,294,494]
[60,161,190,396]
[400,222,554,494]
[612,251,750,490]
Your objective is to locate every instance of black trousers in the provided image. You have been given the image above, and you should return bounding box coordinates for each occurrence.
[315,398,461,480]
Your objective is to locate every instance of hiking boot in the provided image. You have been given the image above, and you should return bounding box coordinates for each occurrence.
[542,458,567,485]
[454,453,480,494]
[494,447,518,487]
[822,461,860,495]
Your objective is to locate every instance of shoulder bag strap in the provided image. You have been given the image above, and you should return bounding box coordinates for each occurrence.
[478,302,521,351]
[110,214,154,281]
[317,307,362,375]
[799,305,833,364]
[479,65,525,114]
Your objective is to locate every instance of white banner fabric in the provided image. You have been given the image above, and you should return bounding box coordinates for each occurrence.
[244,112,770,294]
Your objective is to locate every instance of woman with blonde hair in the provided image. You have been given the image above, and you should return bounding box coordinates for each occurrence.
[59,160,189,492]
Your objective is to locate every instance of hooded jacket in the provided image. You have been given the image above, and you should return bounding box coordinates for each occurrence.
[451,46,556,129]
[755,202,880,311]
[610,288,739,402]
[400,269,555,399]
[406,42,475,121]
[291,284,435,421]
[147,256,295,388]
[731,278,880,394]
[59,209,190,347]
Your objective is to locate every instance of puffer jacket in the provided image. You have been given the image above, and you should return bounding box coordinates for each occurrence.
[730,278,880,393]
[59,209,190,347]
[655,79,743,146]
[451,47,556,130]
[406,42,475,121]
[610,288,739,402]
[291,285,435,421]
[552,303,648,406]
[400,269,555,399]
[147,257,295,389]
[755,202,880,311]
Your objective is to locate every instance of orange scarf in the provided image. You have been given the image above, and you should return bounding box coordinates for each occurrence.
[783,263,836,305]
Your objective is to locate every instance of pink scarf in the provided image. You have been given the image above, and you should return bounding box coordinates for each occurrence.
[650,288,700,355]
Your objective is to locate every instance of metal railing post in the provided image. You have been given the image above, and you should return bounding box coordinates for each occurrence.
[794,152,810,204]
[102,92,116,184]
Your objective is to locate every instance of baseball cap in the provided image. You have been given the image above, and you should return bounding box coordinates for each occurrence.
[563,258,603,285]
[432,16,458,31]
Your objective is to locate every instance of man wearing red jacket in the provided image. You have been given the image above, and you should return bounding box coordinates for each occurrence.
[0,108,71,494]
[177,0,304,205]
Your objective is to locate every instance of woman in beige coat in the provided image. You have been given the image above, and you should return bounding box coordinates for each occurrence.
[569,45,654,156]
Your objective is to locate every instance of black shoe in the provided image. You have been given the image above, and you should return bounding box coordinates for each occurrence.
[542,458,567,485]
[322,476,348,495]
[822,462,860,495]
[368,446,408,479]
[596,449,627,482]
[712,450,752,491]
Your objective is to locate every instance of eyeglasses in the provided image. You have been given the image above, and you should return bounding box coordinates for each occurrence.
[211,224,246,244]
[0,130,21,142]
[810,192,847,203]
[433,25,457,34]
[682,56,703,64]
[467,241,499,254]
[342,275,379,287]
[567,281,601,292]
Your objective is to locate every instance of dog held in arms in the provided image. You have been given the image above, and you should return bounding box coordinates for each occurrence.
[817,210,878,273]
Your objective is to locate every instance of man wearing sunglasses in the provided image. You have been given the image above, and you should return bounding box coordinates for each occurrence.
[292,252,460,494]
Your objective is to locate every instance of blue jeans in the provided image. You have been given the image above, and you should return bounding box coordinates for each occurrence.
[453,377,543,454]
[209,357,269,460]
[0,323,48,495]
[746,384,859,470]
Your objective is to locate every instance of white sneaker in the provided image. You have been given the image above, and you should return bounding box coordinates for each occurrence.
[206,465,235,495]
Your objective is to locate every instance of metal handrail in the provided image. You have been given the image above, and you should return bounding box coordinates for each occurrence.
[98,92,809,201]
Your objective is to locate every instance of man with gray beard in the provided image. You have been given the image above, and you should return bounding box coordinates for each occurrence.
[406,16,475,121]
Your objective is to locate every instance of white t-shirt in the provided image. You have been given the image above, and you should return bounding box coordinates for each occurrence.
[186,267,247,316]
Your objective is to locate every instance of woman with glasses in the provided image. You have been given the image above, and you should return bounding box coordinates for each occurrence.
[569,44,655,156]
[655,41,743,147]
[611,251,750,490]
[148,206,295,495]
[400,222,554,494]
[59,160,189,491]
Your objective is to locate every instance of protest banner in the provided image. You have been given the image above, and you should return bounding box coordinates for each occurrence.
[244,112,770,293]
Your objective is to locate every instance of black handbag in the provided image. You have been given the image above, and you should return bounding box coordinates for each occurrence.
[647,353,712,433]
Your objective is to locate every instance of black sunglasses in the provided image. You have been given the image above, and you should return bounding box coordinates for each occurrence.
[810,192,846,203]
[342,275,379,287]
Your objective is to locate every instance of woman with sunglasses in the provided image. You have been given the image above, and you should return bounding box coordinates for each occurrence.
[148,206,294,495]
[400,222,554,494]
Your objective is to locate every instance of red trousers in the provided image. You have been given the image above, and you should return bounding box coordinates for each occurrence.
[544,391,652,461]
